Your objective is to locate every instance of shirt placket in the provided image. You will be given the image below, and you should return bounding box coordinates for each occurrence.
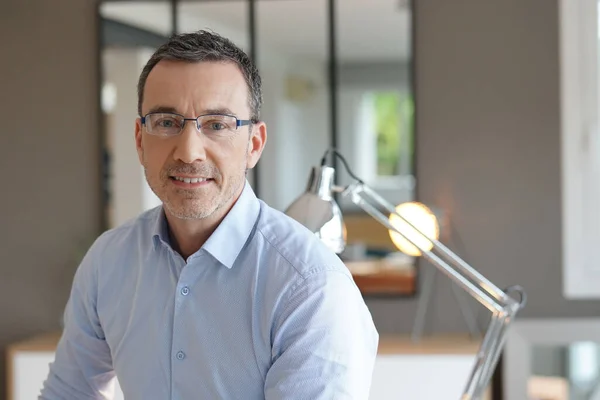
[170,253,205,399]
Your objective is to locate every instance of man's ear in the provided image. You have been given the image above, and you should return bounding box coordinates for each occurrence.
[135,118,144,164]
[246,121,267,169]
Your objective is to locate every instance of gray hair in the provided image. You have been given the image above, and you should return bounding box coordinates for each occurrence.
[137,30,262,122]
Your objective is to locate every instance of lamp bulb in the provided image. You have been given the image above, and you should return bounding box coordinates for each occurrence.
[388,202,439,256]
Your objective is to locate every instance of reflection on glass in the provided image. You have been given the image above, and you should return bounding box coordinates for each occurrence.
[100,2,171,228]
[335,0,414,209]
[531,343,600,400]
[255,0,329,211]
[373,91,414,177]
[332,0,415,289]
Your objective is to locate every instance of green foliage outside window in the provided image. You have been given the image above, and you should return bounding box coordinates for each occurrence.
[373,92,414,176]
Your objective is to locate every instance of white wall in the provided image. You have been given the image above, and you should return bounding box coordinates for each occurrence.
[103,47,162,228]
[258,52,330,211]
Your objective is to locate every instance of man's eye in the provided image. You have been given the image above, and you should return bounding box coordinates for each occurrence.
[202,120,231,132]
[157,119,178,128]
[210,122,226,131]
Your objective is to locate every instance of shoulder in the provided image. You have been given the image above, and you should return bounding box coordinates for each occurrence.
[254,200,352,282]
[92,207,161,252]
[77,207,162,278]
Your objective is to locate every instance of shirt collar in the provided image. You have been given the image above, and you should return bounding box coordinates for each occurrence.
[152,207,171,249]
[152,180,260,269]
[202,181,260,268]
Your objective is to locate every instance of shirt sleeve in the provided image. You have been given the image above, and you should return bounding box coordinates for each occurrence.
[39,238,117,400]
[264,268,379,400]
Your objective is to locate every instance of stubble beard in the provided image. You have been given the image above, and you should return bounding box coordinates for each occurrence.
[143,159,248,221]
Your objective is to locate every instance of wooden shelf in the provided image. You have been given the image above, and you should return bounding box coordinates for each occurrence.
[342,212,418,296]
[345,259,416,296]
[378,334,481,355]
[344,213,397,251]
[7,331,62,353]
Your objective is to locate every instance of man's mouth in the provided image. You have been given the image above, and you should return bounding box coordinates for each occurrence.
[169,176,216,187]
[171,176,212,183]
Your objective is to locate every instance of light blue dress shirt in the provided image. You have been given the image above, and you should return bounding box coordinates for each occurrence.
[40,181,379,399]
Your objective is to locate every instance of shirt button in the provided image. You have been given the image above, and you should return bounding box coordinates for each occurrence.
[181,286,190,296]
[176,351,185,360]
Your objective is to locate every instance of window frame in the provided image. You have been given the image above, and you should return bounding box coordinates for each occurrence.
[560,0,600,298]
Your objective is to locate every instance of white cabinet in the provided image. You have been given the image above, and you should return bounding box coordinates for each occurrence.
[371,354,481,399]
[6,333,124,400]
[9,350,124,400]
[371,335,491,400]
[11,351,55,400]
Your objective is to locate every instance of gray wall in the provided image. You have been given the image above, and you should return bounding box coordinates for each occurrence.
[531,346,567,377]
[367,0,600,335]
[0,0,101,397]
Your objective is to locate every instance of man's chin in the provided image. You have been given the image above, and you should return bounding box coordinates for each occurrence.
[164,200,217,221]
[168,208,214,220]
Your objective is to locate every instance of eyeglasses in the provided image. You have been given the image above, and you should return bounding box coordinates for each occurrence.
[141,112,252,137]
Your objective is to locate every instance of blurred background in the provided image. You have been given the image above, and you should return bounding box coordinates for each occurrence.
[3,0,600,399]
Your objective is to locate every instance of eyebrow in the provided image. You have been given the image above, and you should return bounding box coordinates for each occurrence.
[145,106,238,117]
[203,108,236,117]
[146,106,179,115]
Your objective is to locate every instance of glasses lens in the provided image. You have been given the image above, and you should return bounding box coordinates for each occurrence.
[198,115,237,136]
[146,113,183,136]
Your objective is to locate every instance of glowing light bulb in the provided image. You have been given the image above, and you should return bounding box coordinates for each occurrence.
[388,202,439,256]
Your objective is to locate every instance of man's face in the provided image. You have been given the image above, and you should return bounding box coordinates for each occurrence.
[135,60,266,220]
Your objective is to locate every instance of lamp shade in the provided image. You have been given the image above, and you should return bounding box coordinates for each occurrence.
[388,202,439,257]
[284,166,346,254]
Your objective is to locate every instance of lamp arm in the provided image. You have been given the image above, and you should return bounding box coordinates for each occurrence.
[341,181,526,400]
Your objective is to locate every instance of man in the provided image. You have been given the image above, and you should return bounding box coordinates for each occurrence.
[41,30,378,399]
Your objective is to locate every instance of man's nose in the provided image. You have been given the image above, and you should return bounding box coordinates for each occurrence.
[172,120,207,164]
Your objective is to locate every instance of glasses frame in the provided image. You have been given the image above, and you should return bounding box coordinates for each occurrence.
[140,112,253,136]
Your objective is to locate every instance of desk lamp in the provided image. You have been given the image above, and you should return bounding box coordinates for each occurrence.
[285,149,527,400]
